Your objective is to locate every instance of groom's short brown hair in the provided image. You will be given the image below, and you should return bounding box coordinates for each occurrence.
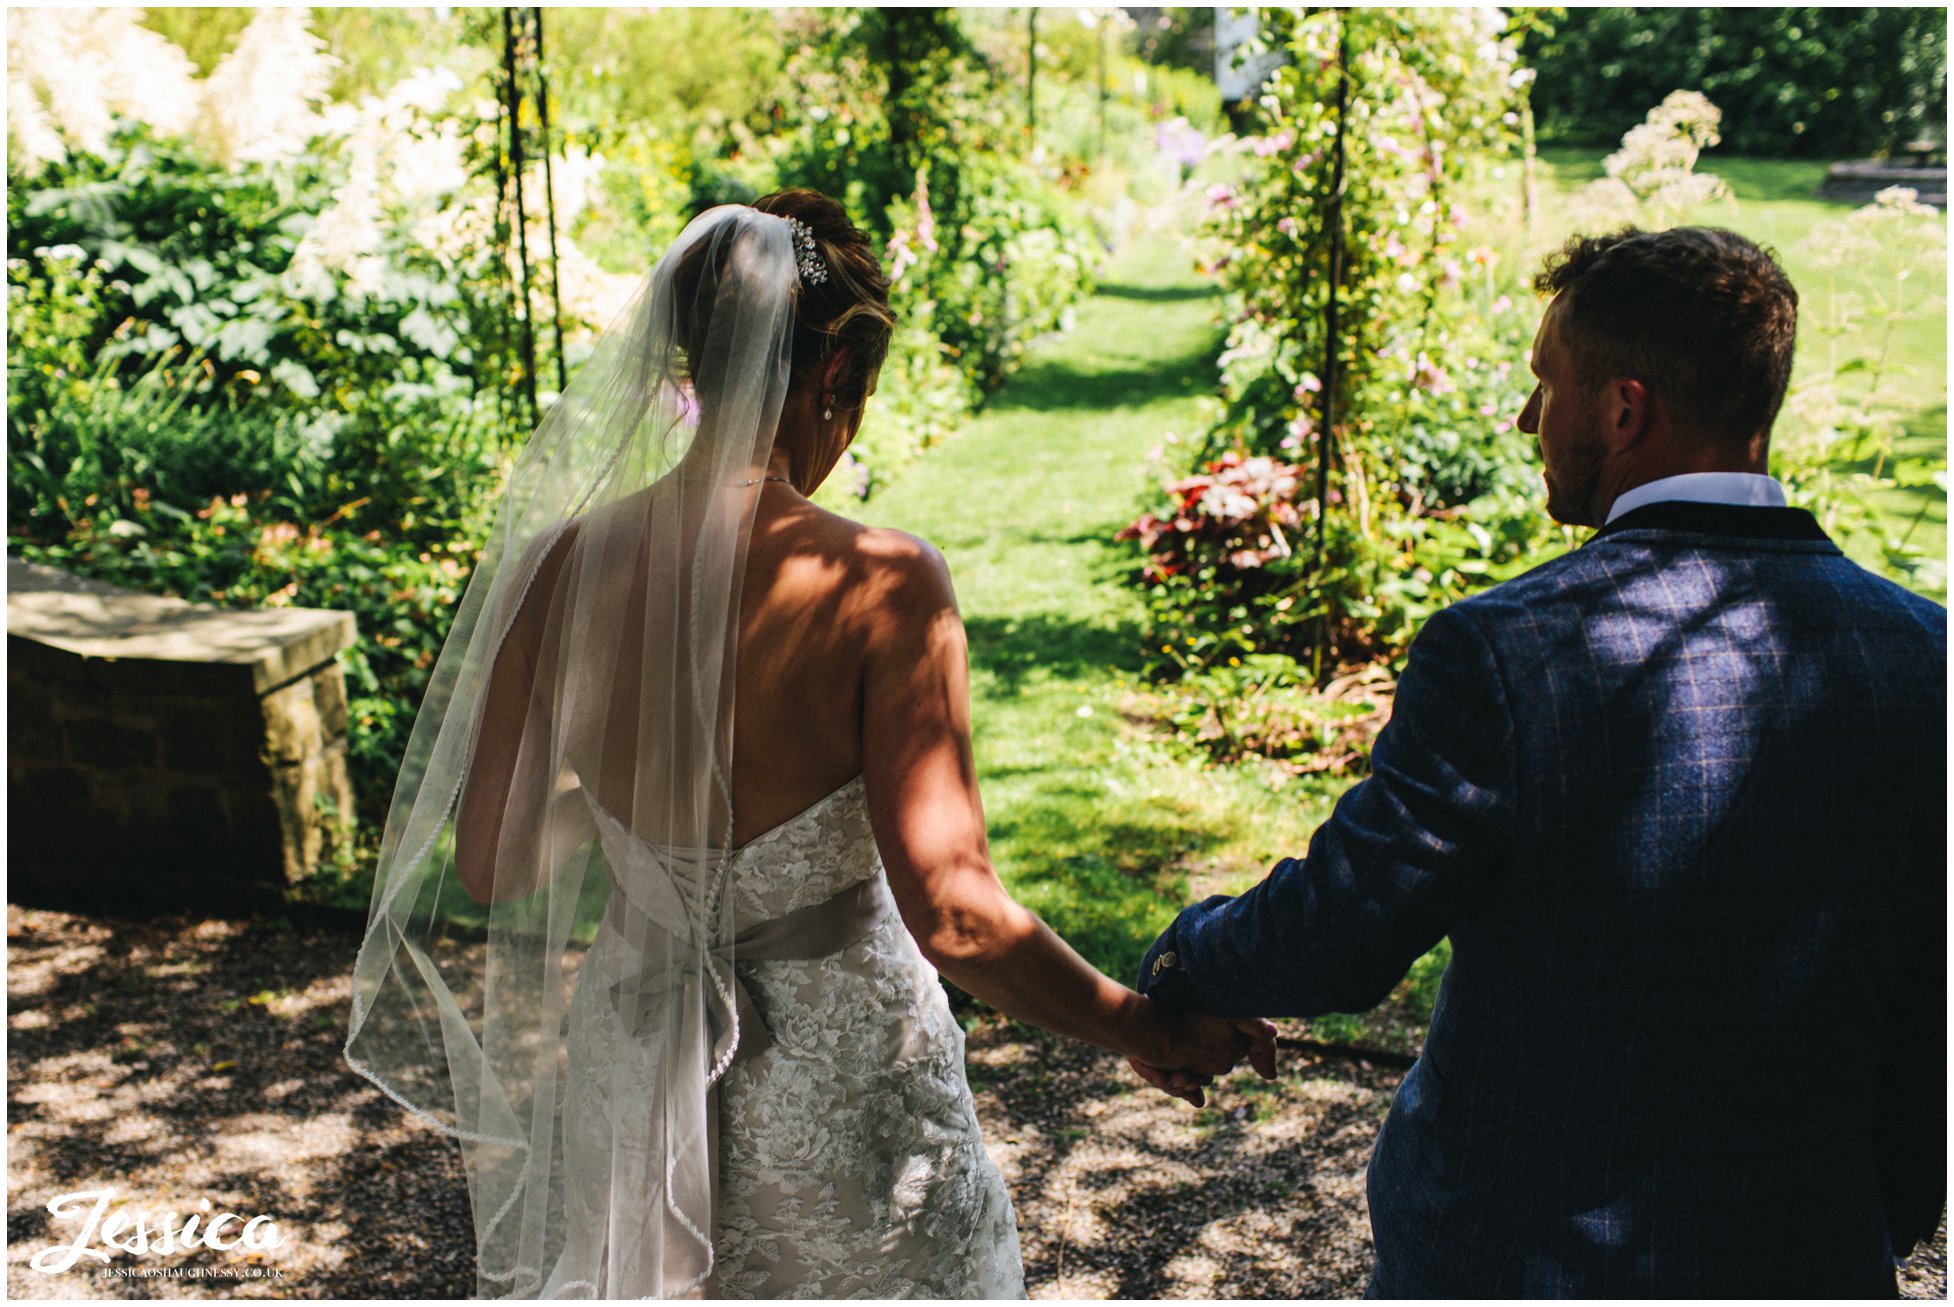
[1534,227,1799,451]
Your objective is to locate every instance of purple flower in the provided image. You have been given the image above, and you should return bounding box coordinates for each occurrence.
[1155,116,1210,170]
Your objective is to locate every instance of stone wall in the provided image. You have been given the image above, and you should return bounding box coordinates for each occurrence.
[8,560,358,913]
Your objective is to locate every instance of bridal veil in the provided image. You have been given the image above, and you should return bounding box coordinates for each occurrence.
[344,205,797,1297]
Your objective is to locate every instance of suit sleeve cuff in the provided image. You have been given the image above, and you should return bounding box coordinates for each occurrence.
[1136,895,1232,1015]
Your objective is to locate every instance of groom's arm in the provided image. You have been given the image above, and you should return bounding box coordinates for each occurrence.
[1138,602,1515,1019]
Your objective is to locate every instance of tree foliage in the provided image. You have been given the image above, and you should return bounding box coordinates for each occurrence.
[1524,7,1948,157]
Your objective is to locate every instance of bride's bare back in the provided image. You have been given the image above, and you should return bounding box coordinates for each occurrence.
[729,489,933,845]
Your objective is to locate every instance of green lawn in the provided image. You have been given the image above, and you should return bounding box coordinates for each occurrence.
[863,196,1346,987]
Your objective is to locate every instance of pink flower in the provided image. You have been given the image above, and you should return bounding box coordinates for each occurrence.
[1205,182,1239,211]
[1276,216,1298,237]
[886,231,918,283]
[1281,412,1314,451]
[1412,353,1455,395]
[1155,117,1210,169]
[914,173,938,254]
[1294,373,1323,396]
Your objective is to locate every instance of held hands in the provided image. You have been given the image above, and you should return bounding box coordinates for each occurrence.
[1127,1006,1279,1108]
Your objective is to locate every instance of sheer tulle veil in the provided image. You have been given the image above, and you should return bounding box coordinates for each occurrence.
[343,205,797,1297]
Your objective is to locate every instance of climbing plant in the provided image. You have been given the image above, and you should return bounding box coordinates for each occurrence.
[1124,7,1552,681]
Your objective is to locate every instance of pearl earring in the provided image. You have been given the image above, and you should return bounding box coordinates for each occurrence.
[822,393,834,421]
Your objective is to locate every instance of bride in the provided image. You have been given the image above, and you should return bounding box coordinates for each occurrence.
[344,189,1273,1298]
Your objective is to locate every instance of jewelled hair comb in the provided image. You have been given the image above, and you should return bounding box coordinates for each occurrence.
[783,215,829,286]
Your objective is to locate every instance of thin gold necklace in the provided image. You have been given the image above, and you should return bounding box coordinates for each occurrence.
[742,475,794,487]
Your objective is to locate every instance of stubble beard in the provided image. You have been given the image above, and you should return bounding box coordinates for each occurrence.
[1543,463,1602,528]
[1542,395,1610,529]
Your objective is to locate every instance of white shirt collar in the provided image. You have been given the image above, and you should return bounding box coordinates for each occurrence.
[1604,472,1788,525]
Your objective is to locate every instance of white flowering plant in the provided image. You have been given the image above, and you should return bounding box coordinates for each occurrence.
[1774,186,1949,600]
[5,10,534,828]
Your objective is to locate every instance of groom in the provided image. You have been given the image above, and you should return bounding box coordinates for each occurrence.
[1135,226,1946,1296]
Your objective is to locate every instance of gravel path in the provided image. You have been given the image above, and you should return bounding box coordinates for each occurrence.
[8,904,1946,1299]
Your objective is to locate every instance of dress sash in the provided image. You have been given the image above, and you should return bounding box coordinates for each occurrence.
[604,874,893,1061]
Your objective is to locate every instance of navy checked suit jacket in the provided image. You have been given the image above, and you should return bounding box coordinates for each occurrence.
[1138,501,1946,1297]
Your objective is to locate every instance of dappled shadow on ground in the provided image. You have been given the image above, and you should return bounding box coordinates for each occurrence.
[964,612,1145,695]
[968,1019,1394,1298]
[987,356,1219,414]
[983,792,1225,979]
[974,1013,1953,1299]
[7,904,475,1299]
[8,905,1947,1299]
[982,278,1222,416]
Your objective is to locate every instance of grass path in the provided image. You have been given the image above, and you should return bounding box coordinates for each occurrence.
[864,199,1337,985]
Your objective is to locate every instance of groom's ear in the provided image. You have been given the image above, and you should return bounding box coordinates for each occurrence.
[1604,376,1653,453]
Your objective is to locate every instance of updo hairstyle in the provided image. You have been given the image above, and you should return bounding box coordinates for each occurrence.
[749,188,894,414]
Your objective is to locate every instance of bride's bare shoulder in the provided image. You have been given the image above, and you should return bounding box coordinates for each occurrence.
[798,507,955,618]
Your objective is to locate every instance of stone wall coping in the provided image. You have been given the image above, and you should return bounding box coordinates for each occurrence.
[8,558,357,696]
[1823,159,1947,182]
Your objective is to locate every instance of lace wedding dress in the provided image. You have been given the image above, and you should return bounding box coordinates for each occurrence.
[548,773,1026,1298]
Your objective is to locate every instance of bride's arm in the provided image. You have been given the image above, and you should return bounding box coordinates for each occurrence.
[859,533,1270,1082]
[454,527,579,905]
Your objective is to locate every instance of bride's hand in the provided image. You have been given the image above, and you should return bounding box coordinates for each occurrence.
[1126,1007,1278,1107]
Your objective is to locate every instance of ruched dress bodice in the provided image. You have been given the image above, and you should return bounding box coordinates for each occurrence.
[548,775,1025,1299]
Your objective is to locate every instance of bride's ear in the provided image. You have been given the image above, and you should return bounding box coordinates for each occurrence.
[819,346,853,399]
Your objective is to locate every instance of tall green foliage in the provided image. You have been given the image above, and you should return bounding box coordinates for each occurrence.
[777,8,1098,395]
[1123,8,1553,682]
[1524,8,1948,157]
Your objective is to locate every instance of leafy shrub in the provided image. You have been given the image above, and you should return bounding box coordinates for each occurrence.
[1140,655,1395,780]
[7,92,513,831]
[1775,186,1949,600]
